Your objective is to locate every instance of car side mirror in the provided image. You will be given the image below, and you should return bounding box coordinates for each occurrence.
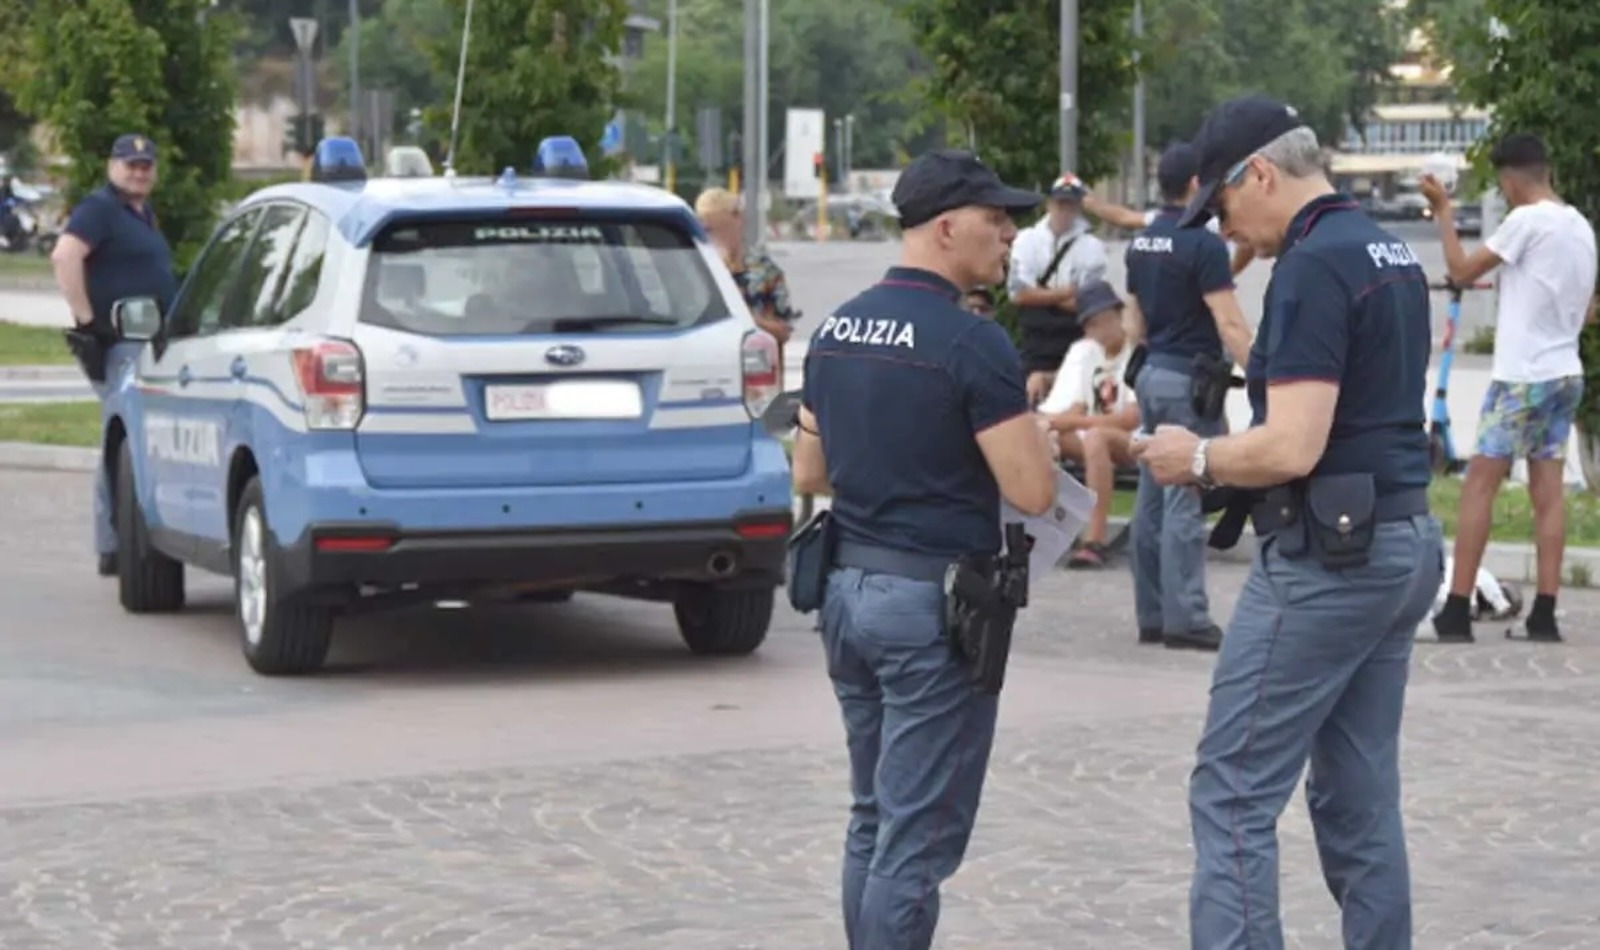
[112,296,162,341]
[759,389,803,437]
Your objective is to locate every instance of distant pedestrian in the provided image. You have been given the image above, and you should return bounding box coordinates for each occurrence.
[50,133,177,578]
[1007,174,1109,405]
[1421,132,1598,643]
[696,187,799,378]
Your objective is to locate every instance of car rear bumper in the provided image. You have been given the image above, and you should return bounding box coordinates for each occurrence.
[277,507,792,594]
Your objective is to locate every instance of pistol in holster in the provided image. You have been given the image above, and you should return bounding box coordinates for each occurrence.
[63,327,110,385]
[943,522,1031,695]
[1190,352,1245,423]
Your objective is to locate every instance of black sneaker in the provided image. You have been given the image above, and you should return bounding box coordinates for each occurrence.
[1432,608,1474,644]
[1138,627,1163,645]
[1165,625,1223,652]
[1524,612,1563,643]
[97,553,116,578]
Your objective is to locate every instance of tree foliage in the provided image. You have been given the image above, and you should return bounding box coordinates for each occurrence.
[622,0,930,188]
[900,0,1137,189]
[18,0,238,270]
[420,0,629,177]
[1142,0,1403,149]
[1448,1,1600,446]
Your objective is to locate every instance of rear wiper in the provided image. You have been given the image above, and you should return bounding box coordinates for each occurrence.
[551,315,681,331]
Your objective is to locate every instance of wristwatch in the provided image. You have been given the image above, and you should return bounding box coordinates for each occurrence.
[1191,438,1214,488]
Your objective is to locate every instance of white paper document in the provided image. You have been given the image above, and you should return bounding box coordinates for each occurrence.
[1000,470,1098,576]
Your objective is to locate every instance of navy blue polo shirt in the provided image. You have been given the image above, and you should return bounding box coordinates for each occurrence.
[802,266,1029,558]
[1125,206,1234,360]
[64,185,177,332]
[1246,193,1432,494]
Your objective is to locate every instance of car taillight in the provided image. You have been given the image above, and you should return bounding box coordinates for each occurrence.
[290,339,365,430]
[741,329,780,419]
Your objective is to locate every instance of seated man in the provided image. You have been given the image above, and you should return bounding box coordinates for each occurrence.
[1036,279,1141,568]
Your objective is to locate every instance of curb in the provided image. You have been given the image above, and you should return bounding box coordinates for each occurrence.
[0,275,57,292]
[0,364,82,381]
[0,440,97,473]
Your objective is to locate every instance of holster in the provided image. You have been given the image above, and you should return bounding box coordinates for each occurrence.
[1122,342,1149,389]
[1190,352,1244,422]
[784,509,836,613]
[63,327,110,384]
[942,524,1030,695]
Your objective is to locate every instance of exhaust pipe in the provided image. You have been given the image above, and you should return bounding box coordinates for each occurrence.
[706,551,739,578]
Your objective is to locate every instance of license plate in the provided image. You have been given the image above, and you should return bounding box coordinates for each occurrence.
[484,380,644,421]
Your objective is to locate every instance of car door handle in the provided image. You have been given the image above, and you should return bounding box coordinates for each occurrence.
[230,357,248,380]
[178,365,193,387]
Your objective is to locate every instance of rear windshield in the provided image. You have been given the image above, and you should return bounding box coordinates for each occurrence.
[360,216,732,335]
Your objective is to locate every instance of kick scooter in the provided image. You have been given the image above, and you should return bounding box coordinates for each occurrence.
[1427,278,1493,476]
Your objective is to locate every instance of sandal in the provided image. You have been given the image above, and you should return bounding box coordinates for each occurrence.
[1068,542,1108,569]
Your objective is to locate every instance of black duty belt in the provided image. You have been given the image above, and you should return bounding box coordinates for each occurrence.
[835,541,954,584]
[1249,485,1429,536]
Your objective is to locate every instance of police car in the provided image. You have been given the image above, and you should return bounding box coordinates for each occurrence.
[101,136,793,676]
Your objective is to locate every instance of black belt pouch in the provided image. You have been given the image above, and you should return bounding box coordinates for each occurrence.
[1122,343,1149,389]
[786,509,837,614]
[1305,473,1378,569]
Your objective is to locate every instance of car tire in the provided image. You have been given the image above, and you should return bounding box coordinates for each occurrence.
[115,440,185,613]
[673,584,774,656]
[233,477,333,676]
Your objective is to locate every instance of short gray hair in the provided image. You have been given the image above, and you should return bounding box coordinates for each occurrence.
[1256,126,1324,179]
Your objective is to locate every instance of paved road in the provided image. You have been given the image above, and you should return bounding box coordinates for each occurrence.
[5,467,1600,948]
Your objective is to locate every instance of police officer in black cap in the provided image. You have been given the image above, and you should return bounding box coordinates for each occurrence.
[1132,95,1443,949]
[1123,141,1254,651]
[791,149,1058,949]
[51,133,176,578]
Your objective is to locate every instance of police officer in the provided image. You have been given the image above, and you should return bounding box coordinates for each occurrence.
[1124,142,1253,651]
[790,149,1058,949]
[51,133,177,577]
[1132,96,1444,949]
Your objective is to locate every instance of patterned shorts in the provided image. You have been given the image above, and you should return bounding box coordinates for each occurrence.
[1475,375,1585,460]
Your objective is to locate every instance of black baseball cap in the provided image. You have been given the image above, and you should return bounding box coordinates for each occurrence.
[1156,142,1199,198]
[892,149,1043,229]
[110,134,157,163]
[1176,95,1307,228]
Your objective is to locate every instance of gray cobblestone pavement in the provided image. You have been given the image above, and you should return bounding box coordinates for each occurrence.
[5,469,1600,949]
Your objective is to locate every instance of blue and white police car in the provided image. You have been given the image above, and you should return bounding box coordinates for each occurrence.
[101,136,793,676]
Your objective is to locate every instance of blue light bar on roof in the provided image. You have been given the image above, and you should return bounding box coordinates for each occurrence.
[311,136,367,183]
[532,136,589,180]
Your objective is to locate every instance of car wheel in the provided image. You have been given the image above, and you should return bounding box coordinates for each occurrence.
[673,584,774,656]
[115,440,185,613]
[233,477,333,676]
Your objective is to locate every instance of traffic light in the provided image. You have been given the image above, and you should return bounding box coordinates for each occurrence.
[287,113,326,159]
[813,151,824,180]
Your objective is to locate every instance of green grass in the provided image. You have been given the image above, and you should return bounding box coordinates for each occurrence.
[0,400,101,447]
[0,254,53,279]
[0,320,72,365]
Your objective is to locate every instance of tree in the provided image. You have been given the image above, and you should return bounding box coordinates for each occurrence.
[330,0,454,152]
[616,0,928,191]
[421,0,629,176]
[18,0,239,270]
[1448,1,1600,486]
[1142,0,1403,151]
[0,0,35,161]
[900,0,1138,189]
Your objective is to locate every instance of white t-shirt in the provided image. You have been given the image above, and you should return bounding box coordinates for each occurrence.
[1007,218,1108,297]
[1485,200,1597,383]
[1038,338,1135,416]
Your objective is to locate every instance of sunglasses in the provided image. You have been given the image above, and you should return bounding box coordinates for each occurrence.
[1206,155,1258,224]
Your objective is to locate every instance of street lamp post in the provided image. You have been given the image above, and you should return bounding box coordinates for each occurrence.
[348,0,361,148]
[1059,0,1078,173]
[664,0,677,193]
[1131,0,1145,209]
